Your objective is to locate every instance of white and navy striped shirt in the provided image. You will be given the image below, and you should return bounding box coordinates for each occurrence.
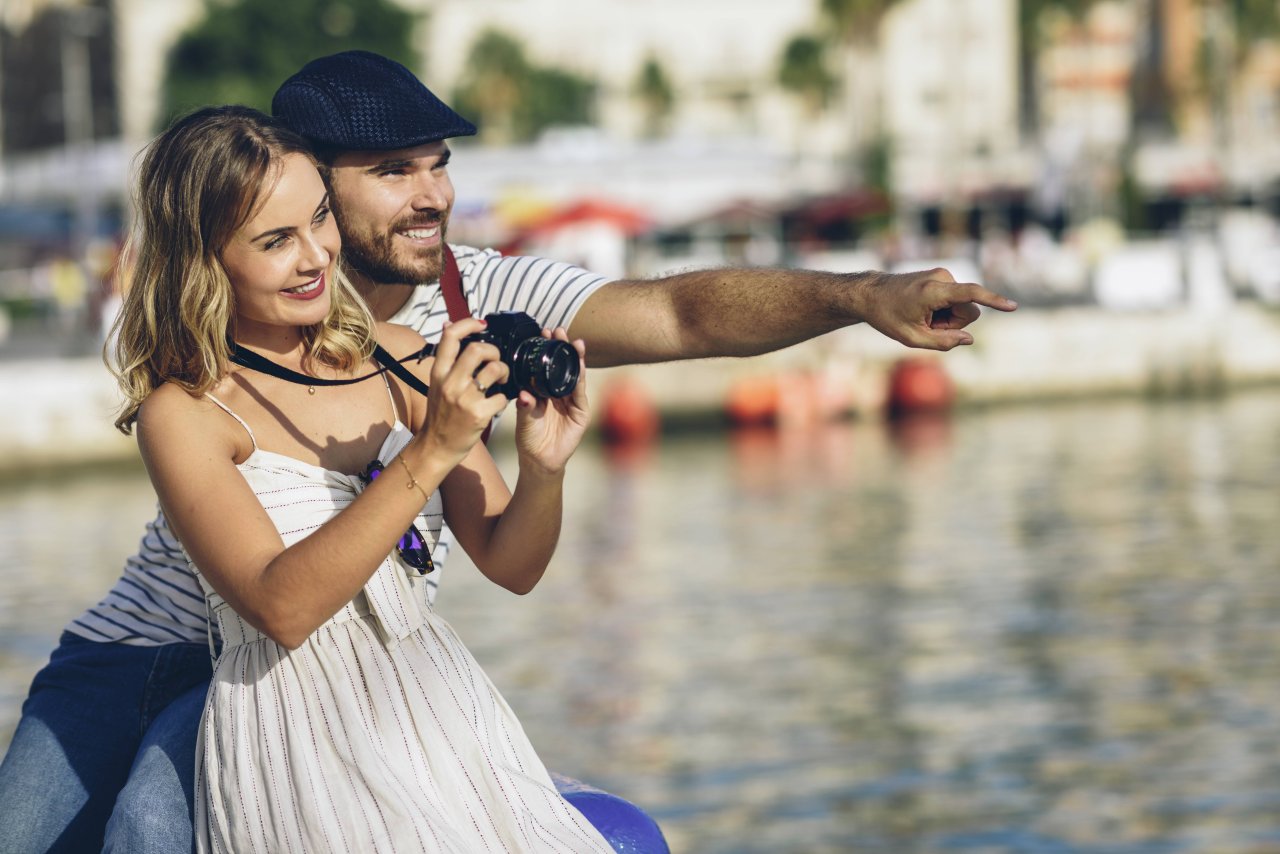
[69,245,610,646]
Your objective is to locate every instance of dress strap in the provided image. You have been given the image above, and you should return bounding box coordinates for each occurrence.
[204,393,258,451]
[380,373,402,425]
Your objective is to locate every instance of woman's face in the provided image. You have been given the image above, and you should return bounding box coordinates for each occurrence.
[220,152,340,341]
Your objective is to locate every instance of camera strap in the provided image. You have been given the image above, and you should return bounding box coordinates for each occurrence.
[227,342,433,398]
[442,243,493,445]
[441,244,471,323]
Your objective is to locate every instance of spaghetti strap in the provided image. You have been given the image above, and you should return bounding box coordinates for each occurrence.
[205,393,258,451]
[380,372,403,425]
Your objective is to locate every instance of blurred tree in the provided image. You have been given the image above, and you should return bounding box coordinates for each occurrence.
[777,34,836,118]
[634,56,675,138]
[817,0,902,159]
[451,30,528,145]
[1221,0,1280,47]
[517,67,596,140]
[453,29,596,144]
[1017,0,1101,137]
[162,0,417,127]
[819,0,903,45]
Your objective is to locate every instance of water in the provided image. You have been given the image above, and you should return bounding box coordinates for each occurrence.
[2,391,1279,853]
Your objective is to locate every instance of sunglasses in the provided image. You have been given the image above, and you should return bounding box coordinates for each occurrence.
[360,459,436,575]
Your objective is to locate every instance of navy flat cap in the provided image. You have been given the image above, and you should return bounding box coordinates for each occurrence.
[272,50,476,151]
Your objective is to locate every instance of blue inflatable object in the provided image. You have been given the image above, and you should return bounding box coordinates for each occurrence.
[553,773,669,854]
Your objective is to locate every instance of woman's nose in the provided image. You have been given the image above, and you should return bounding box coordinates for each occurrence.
[297,231,331,272]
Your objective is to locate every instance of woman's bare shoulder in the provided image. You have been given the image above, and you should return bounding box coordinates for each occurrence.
[375,321,428,356]
[136,381,242,457]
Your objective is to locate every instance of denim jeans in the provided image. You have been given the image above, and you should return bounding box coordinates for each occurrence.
[0,632,211,854]
[0,632,666,854]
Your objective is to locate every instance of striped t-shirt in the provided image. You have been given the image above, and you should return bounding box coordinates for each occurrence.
[68,244,610,646]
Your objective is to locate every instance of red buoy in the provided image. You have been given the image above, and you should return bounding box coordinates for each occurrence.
[600,377,660,445]
[725,376,781,427]
[886,357,954,417]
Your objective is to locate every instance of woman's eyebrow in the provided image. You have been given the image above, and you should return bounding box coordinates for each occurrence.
[249,224,294,243]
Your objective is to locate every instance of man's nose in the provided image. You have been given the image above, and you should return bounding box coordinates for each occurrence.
[409,173,448,211]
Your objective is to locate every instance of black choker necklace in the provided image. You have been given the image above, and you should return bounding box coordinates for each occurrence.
[227,342,435,399]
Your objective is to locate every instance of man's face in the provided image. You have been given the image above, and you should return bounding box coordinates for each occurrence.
[326,142,454,286]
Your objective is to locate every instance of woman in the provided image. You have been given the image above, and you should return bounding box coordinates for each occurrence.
[113,105,614,852]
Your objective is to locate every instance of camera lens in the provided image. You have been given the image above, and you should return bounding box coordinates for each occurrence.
[513,337,580,398]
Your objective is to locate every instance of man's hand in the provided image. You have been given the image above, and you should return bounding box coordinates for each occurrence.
[513,329,590,476]
[856,267,1018,350]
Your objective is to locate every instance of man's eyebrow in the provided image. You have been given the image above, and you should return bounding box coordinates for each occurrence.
[366,159,413,174]
[365,150,451,174]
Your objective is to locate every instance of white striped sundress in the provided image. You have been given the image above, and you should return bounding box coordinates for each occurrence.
[193,394,613,854]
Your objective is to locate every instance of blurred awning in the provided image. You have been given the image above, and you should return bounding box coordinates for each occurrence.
[516,199,653,238]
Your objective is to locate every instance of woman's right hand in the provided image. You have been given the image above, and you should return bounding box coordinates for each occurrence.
[414,317,511,468]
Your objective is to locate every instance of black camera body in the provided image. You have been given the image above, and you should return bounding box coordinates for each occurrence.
[459,311,580,399]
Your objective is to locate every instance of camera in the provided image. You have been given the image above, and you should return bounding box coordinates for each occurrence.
[459,311,580,399]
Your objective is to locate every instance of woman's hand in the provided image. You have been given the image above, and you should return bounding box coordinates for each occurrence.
[414,318,511,469]
[513,329,589,476]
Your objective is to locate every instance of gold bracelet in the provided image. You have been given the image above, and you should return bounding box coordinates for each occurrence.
[396,454,430,504]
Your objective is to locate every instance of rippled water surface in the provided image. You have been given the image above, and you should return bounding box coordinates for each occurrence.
[2,391,1279,853]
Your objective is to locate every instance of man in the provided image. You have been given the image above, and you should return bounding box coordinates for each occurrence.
[0,50,1015,854]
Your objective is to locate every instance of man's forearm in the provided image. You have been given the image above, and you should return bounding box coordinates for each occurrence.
[571,268,880,367]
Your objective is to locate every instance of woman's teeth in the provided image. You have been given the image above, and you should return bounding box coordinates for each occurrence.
[285,277,322,295]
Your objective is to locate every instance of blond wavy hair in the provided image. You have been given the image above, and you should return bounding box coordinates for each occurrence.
[110,105,375,433]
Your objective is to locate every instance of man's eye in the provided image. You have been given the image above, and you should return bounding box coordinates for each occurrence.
[379,169,405,178]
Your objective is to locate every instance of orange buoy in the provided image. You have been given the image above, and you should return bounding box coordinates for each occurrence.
[886,357,954,417]
[725,376,781,427]
[600,377,660,445]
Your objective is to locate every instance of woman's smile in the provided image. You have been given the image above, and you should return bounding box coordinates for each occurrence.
[282,271,326,300]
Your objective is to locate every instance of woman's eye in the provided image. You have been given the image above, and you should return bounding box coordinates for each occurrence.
[313,207,330,225]
[265,235,288,250]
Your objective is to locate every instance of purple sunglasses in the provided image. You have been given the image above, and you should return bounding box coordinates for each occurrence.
[360,459,435,575]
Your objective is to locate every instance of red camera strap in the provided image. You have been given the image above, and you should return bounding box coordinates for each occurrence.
[439,243,492,444]
[441,244,470,323]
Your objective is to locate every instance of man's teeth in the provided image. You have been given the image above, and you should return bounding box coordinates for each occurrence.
[286,278,322,295]
[401,226,440,239]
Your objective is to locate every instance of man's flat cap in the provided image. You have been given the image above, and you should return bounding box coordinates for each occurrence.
[272,50,476,151]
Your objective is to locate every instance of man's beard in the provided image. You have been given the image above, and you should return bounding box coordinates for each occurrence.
[334,201,448,286]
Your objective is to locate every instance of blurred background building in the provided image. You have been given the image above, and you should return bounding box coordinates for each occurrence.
[3,0,1280,349]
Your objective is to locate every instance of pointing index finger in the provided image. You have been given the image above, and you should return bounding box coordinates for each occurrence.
[941,281,1018,312]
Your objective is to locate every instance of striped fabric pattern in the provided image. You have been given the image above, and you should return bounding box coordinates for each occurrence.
[67,244,610,646]
[194,416,612,853]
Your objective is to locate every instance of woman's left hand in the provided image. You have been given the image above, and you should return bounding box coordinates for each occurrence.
[513,329,589,475]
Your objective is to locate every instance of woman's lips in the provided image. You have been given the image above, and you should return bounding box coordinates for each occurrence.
[282,272,326,300]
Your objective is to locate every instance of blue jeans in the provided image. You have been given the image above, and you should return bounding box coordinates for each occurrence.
[0,632,211,854]
[0,632,667,853]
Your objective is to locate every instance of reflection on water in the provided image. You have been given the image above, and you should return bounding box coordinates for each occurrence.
[3,392,1280,852]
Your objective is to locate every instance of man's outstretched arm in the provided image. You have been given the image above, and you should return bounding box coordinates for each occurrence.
[568,266,1018,368]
